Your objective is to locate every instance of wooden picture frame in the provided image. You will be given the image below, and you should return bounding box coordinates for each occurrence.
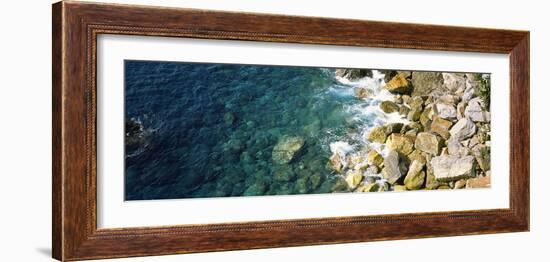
[52,1,529,261]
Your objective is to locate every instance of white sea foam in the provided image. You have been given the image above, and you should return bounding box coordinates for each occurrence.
[329,141,354,159]
[328,69,409,163]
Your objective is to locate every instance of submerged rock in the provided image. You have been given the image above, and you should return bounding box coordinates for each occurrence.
[272,136,305,164]
[223,112,235,126]
[294,177,310,194]
[309,173,324,190]
[331,177,350,192]
[430,155,476,182]
[272,167,296,182]
[243,181,267,196]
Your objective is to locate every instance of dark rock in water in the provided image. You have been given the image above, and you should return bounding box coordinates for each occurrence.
[272,166,297,182]
[272,136,305,164]
[335,68,373,80]
[125,118,147,153]
[294,177,310,194]
[243,181,267,196]
[223,112,236,126]
[309,173,324,190]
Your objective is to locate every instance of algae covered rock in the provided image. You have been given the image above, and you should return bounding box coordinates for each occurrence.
[272,136,305,164]
[404,160,426,190]
[345,170,364,189]
[367,126,388,144]
[380,101,400,113]
[367,150,384,168]
[386,133,415,155]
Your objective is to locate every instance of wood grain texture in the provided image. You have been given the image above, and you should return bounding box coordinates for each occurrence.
[52,1,530,261]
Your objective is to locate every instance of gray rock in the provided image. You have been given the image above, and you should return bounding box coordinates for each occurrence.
[382,150,406,184]
[272,136,305,164]
[462,82,476,103]
[442,73,468,93]
[447,137,470,156]
[434,103,457,120]
[465,98,491,122]
[430,155,476,182]
[450,118,476,141]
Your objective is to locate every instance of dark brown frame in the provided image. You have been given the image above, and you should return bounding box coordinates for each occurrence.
[52,1,530,261]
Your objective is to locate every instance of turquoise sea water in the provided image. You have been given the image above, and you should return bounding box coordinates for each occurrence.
[124,61,383,200]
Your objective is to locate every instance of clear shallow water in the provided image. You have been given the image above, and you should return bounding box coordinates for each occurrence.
[124,61,390,200]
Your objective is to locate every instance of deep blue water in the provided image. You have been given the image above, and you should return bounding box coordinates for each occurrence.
[124,60,366,200]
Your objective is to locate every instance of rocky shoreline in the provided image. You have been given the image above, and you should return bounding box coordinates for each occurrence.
[326,69,492,192]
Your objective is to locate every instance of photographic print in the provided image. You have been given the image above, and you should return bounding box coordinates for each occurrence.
[124,61,491,200]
